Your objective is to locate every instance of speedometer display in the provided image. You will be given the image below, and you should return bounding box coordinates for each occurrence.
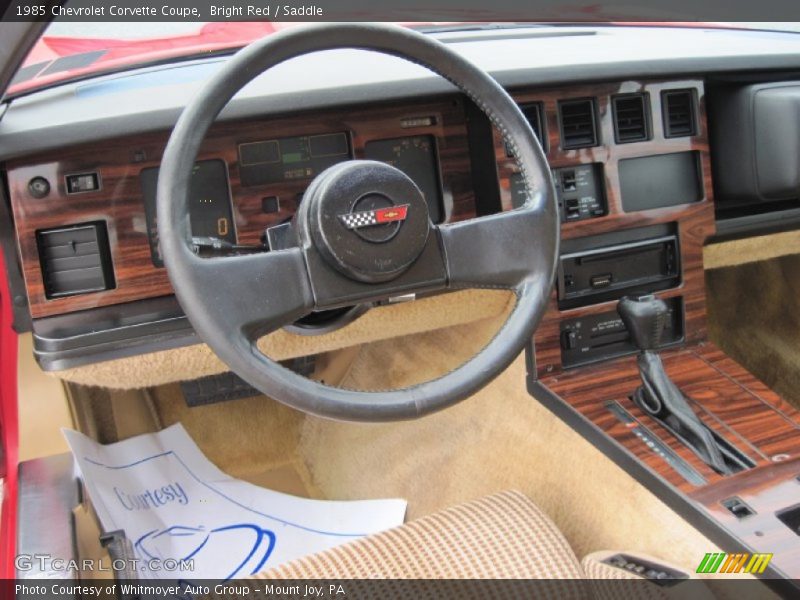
[364,135,444,223]
[140,159,235,267]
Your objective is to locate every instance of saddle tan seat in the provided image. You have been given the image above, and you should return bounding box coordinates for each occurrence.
[255,490,584,580]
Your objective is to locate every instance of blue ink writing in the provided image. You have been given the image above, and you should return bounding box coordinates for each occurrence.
[114,482,188,510]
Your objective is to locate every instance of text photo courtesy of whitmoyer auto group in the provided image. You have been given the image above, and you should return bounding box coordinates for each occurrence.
[3,0,800,599]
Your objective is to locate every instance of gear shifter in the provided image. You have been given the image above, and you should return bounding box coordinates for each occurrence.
[617,295,735,475]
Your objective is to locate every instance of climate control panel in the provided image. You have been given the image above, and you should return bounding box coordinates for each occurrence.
[510,163,606,222]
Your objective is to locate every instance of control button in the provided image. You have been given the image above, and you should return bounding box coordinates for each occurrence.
[561,169,577,192]
[28,177,50,199]
[561,329,578,350]
[66,172,100,194]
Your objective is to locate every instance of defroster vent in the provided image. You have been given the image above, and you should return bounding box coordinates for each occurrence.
[37,222,115,299]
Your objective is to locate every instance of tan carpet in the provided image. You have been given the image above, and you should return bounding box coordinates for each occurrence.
[138,311,718,571]
[150,383,317,497]
[704,229,800,270]
[296,318,719,567]
[706,253,800,408]
[17,333,72,460]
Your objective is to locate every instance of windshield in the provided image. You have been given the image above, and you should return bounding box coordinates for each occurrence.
[8,21,800,98]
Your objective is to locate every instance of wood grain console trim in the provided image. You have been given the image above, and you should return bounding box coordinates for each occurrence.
[495,80,714,378]
[541,341,800,579]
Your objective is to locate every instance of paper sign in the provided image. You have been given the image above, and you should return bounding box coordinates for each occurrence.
[63,424,407,582]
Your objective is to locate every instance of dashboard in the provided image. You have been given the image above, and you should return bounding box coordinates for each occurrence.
[2,25,800,374]
[6,96,478,319]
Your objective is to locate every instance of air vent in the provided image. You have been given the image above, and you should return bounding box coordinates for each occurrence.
[522,103,547,150]
[612,93,650,143]
[37,222,115,299]
[505,102,547,156]
[662,90,697,138]
[558,98,598,149]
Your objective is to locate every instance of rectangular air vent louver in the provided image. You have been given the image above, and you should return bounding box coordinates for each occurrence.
[662,90,697,138]
[37,222,115,299]
[505,102,547,156]
[612,94,650,143]
[522,103,546,150]
[558,98,598,149]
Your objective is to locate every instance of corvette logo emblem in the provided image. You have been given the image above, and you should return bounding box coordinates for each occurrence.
[339,204,409,230]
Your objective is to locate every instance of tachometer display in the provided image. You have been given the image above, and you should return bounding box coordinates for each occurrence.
[364,135,443,223]
[140,159,235,267]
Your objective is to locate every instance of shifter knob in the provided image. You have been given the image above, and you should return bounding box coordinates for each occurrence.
[617,295,668,352]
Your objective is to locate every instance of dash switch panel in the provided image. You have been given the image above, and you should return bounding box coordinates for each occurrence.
[511,163,606,222]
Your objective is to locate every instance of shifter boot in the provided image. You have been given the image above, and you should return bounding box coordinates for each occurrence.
[618,295,734,475]
[633,351,731,475]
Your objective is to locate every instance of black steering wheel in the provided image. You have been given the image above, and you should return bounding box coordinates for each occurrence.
[157,23,559,422]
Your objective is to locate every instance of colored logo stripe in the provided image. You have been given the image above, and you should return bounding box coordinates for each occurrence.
[697,553,725,573]
[374,204,409,224]
[745,553,773,574]
[696,552,772,574]
[339,204,410,230]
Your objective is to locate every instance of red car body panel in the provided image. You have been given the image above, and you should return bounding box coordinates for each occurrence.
[0,248,19,579]
[10,21,437,97]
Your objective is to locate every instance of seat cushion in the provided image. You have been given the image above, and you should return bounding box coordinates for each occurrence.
[254,490,584,580]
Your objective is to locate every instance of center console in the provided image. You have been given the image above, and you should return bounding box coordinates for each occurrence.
[501,79,800,591]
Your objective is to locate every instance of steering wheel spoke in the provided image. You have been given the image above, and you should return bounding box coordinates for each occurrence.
[439,194,554,291]
[185,248,314,340]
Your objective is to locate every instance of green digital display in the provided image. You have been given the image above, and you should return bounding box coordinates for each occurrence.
[238,132,351,186]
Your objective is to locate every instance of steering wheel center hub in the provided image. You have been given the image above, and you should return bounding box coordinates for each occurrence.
[300,160,430,283]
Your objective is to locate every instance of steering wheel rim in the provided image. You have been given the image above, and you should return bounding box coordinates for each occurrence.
[157,23,559,422]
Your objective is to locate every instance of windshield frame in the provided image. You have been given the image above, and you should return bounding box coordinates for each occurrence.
[6,21,800,101]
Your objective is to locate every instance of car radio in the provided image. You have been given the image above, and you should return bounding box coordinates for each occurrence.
[556,223,681,310]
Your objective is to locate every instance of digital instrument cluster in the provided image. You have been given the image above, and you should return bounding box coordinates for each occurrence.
[139,133,444,267]
[140,160,235,267]
[238,132,352,186]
